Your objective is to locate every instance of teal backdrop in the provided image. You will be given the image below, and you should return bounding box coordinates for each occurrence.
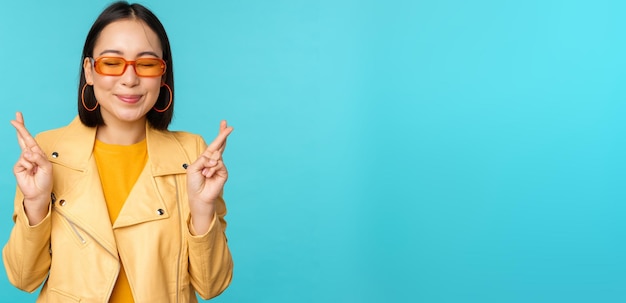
[0,0,625,302]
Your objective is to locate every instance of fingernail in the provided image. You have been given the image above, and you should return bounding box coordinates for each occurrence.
[209,160,217,165]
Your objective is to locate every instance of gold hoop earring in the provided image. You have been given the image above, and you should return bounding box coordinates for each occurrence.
[154,83,172,113]
[81,83,98,111]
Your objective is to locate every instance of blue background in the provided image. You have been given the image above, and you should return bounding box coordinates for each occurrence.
[1,0,625,302]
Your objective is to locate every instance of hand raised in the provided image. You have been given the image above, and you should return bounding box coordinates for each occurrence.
[11,112,53,222]
[186,120,233,206]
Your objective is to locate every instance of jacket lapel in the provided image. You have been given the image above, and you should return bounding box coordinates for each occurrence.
[112,165,170,228]
[47,118,118,256]
[113,124,190,229]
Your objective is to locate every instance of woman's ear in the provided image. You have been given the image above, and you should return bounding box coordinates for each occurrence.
[83,57,94,85]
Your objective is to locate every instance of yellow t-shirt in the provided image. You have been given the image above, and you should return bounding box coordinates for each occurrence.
[94,138,148,303]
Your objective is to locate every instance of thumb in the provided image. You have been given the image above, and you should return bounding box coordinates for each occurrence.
[24,151,51,171]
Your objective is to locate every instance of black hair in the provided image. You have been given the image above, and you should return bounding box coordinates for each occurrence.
[78,1,174,130]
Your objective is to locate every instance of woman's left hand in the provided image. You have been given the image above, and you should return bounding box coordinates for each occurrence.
[186,120,233,221]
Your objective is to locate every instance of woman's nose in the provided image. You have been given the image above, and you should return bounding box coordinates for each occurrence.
[120,63,139,86]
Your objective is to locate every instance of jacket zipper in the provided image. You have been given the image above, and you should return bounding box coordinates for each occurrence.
[68,221,86,244]
[50,208,86,244]
[53,208,121,302]
[175,176,182,303]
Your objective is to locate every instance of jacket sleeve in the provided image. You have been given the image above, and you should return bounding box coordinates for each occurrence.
[2,187,52,292]
[187,195,233,299]
[186,135,233,299]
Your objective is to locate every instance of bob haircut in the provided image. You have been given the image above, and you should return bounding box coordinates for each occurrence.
[78,1,174,130]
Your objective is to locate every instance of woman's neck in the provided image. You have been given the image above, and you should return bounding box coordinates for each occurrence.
[96,118,147,145]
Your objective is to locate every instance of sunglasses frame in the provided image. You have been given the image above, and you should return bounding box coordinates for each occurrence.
[90,56,167,77]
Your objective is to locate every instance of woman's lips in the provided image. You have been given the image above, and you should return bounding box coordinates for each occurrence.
[116,94,142,103]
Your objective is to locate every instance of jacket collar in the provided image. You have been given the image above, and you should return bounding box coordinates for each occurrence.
[49,117,189,176]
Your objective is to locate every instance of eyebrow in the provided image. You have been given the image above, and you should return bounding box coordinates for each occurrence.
[98,50,161,58]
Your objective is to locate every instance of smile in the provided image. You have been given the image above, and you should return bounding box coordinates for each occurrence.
[116,94,143,104]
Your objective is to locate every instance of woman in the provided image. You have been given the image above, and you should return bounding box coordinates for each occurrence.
[2,2,233,302]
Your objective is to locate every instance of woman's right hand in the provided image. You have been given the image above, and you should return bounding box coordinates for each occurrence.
[11,112,53,225]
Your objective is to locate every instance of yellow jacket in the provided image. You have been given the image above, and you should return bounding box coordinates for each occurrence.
[2,117,233,302]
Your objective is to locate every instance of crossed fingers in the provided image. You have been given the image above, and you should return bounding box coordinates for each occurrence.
[198,120,233,178]
[206,120,233,154]
[11,112,45,156]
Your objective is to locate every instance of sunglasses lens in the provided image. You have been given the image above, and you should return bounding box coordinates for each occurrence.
[94,57,166,77]
[135,58,166,77]
[95,57,126,75]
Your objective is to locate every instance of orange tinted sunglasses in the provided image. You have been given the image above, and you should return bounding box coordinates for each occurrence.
[91,56,166,77]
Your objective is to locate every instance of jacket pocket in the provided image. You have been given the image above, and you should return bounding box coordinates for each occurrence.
[49,288,82,302]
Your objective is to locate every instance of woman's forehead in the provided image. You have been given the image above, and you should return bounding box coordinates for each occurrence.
[93,19,163,57]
